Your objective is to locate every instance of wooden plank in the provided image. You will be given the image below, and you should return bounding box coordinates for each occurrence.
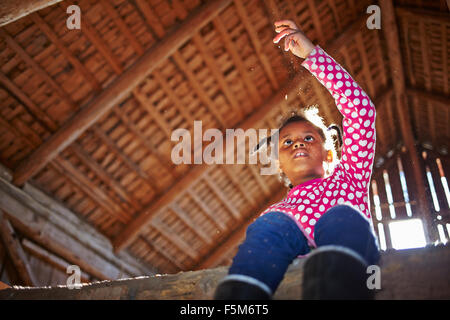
[172,51,227,128]
[138,235,185,271]
[0,168,155,279]
[99,0,144,56]
[379,0,435,244]
[151,68,196,125]
[0,0,64,26]
[50,156,131,223]
[111,107,175,178]
[69,143,141,211]
[213,16,262,109]
[203,173,240,220]
[12,0,233,186]
[170,203,212,245]
[0,28,76,112]
[0,212,37,286]
[135,0,166,38]
[30,12,102,92]
[187,189,228,232]
[406,88,450,110]
[191,34,243,120]
[0,71,58,132]
[222,166,257,208]
[395,6,450,25]
[22,239,90,283]
[2,246,450,299]
[151,218,199,260]
[234,0,278,90]
[91,125,159,192]
[76,5,123,75]
[194,188,286,270]
[248,165,271,197]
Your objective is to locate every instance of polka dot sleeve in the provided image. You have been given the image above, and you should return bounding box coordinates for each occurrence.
[301,45,376,192]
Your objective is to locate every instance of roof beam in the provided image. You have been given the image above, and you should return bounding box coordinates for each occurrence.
[0,212,38,286]
[11,0,233,186]
[406,87,450,109]
[379,0,436,243]
[0,166,155,280]
[113,13,368,252]
[0,0,63,27]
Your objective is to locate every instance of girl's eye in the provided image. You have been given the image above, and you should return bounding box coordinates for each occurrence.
[283,139,293,146]
[304,135,314,142]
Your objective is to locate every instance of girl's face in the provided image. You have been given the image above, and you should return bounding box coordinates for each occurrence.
[278,121,329,186]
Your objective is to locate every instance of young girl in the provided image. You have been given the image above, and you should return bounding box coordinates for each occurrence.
[214,20,380,300]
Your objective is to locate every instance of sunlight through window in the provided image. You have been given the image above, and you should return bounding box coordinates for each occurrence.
[377,223,387,251]
[425,166,440,212]
[389,219,427,250]
[397,157,412,217]
[383,170,396,219]
[371,180,383,221]
[437,224,448,245]
[436,158,450,209]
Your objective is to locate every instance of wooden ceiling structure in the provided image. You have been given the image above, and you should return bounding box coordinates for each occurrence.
[0,0,449,285]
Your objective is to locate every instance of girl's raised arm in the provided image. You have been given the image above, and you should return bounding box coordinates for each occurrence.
[274,20,376,192]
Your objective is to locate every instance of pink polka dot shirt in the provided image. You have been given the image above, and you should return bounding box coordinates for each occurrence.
[260,45,376,248]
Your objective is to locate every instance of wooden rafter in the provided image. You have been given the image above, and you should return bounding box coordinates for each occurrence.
[0,212,37,286]
[213,16,262,110]
[191,33,243,120]
[0,0,63,27]
[233,0,278,91]
[11,0,233,186]
[0,173,154,280]
[379,0,436,243]
[113,13,369,252]
[406,88,450,110]
[21,239,91,283]
[29,12,102,92]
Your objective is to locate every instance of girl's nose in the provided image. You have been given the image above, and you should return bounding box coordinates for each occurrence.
[294,141,305,148]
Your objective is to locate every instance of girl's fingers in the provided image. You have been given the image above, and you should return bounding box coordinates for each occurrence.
[284,34,297,51]
[274,20,298,30]
[273,28,296,43]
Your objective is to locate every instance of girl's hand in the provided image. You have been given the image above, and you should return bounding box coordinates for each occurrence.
[273,20,315,59]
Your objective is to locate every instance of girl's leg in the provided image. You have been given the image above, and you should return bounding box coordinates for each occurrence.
[214,211,310,299]
[302,205,380,299]
[314,204,380,265]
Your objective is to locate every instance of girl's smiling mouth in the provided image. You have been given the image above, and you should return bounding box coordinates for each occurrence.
[293,151,309,159]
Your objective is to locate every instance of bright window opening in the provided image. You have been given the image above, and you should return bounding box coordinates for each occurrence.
[371,180,383,221]
[436,158,450,209]
[377,223,387,251]
[383,170,396,219]
[425,166,440,212]
[389,219,427,250]
[397,157,412,217]
[437,224,447,245]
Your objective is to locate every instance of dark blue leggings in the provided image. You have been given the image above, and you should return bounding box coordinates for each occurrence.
[227,205,380,295]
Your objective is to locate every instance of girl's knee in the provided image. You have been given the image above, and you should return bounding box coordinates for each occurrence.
[316,205,367,230]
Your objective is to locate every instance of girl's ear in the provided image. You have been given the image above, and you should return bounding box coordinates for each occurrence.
[326,150,333,163]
